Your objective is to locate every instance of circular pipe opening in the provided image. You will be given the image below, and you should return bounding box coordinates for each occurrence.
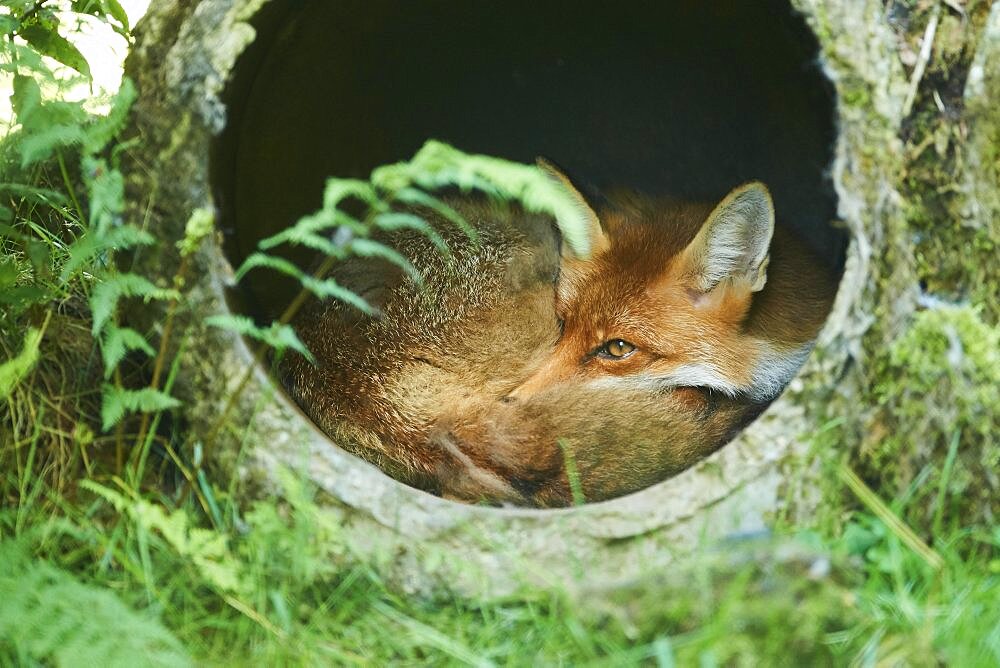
[120,0,931,594]
[210,0,845,507]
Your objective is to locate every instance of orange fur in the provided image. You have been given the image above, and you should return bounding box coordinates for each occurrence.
[281,177,837,507]
[510,181,837,404]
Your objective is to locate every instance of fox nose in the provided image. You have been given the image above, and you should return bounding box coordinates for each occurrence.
[507,368,565,401]
[507,347,578,401]
[505,379,537,402]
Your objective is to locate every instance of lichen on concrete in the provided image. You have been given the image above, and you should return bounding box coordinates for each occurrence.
[801,0,1000,539]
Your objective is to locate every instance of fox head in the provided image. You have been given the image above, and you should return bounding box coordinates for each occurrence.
[509,161,786,403]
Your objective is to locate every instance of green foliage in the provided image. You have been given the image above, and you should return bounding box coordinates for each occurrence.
[60,223,154,279]
[1,10,192,438]
[84,481,245,593]
[372,140,596,257]
[0,316,46,397]
[99,323,155,375]
[205,314,316,364]
[7,7,91,79]
[90,274,180,335]
[239,140,599,337]
[861,305,999,535]
[100,385,181,431]
[0,542,190,667]
[236,251,377,315]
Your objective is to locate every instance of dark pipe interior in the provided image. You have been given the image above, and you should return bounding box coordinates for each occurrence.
[212,0,844,320]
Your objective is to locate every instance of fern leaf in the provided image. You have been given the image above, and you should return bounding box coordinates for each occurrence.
[375,140,597,257]
[347,238,420,282]
[82,77,137,154]
[0,541,191,667]
[321,178,379,211]
[392,187,477,242]
[101,324,155,378]
[10,73,42,125]
[300,276,375,315]
[258,209,361,252]
[90,273,180,336]
[18,123,86,168]
[83,156,125,233]
[0,323,45,398]
[234,253,305,283]
[373,212,450,256]
[261,226,351,259]
[257,210,329,250]
[0,182,65,206]
[81,482,244,594]
[204,314,316,364]
[62,225,156,280]
[100,385,181,431]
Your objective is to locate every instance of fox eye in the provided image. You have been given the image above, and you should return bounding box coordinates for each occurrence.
[598,339,636,359]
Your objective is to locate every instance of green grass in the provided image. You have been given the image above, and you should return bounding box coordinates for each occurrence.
[1,435,998,665]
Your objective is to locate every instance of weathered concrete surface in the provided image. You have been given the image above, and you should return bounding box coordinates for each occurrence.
[122,0,996,597]
[963,2,1000,236]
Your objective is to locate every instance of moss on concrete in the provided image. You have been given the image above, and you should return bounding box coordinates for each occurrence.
[812,0,1000,538]
[892,0,999,322]
[863,306,999,531]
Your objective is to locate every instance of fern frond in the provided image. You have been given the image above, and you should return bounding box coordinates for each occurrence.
[61,225,155,280]
[242,141,602,332]
[9,72,42,124]
[373,212,450,256]
[300,276,374,315]
[258,209,362,252]
[0,541,191,667]
[18,124,86,168]
[321,178,380,211]
[100,324,156,378]
[0,183,66,206]
[82,77,137,154]
[81,482,245,594]
[90,273,180,336]
[392,187,477,241]
[260,226,352,260]
[234,253,304,283]
[100,385,181,431]
[348,238,420,282]
[204,315,316,364]
[82,156,125,233]
[258,210,332,250]
[374,140,597,257]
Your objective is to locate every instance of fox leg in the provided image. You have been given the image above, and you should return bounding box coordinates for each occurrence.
[431,386,760,507]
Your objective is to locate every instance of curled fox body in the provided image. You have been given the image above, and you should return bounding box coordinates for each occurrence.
[281,167,837,506]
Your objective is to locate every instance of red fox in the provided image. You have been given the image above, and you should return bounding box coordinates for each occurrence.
[509,162,836,405]
[280,164,837,506]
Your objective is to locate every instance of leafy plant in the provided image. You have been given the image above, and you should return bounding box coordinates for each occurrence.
[239,140,596,317]
[0,540,190,667]
[204,140,598,447]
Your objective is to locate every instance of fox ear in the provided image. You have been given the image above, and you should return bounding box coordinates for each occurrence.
[683,182,774,293]
[536,158,607,260]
